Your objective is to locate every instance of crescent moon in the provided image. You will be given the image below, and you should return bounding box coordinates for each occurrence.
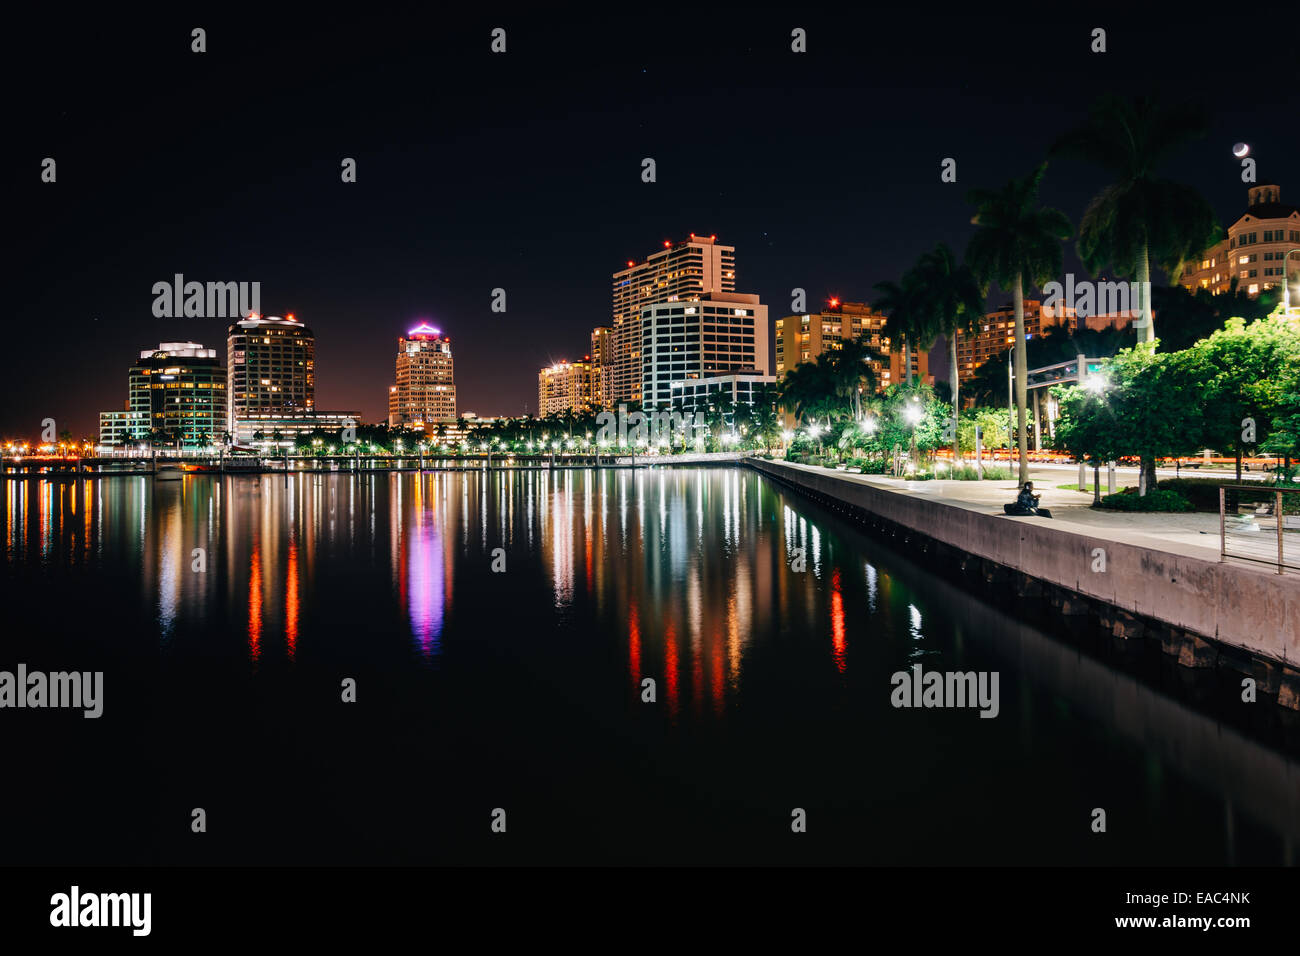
[1233,143,1250,158]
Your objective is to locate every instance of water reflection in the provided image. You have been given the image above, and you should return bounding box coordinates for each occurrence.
[2,468,1298,863]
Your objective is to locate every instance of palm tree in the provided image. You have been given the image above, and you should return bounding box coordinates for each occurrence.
[826,338,878,420]
[748,383,780,450]
[1050,94,1219,346]
[966,163,1072,484]
[914,243,985,464]
[778,359,838,427]
[873,272,924,386]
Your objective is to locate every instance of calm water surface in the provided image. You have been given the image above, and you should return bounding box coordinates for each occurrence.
[2,468,1297,864]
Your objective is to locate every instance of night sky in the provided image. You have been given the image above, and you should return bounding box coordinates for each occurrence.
[10,8,1296,436]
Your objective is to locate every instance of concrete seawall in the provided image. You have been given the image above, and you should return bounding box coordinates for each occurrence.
[747,459,1299,703]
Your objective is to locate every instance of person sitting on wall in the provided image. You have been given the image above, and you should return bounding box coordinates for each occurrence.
[1003,481,1052,518]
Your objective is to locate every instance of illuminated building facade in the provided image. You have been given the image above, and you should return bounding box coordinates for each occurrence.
[607,234,736,406]
[388,323,457,428]
[538,358,599,417]
[589,326,612,409]
[98,341,226,447]
[226,313,315,428]
[774,300,925,389]
[1180,185,1300,297]
[953,300,1075,385]
[639,291,769,410]
[669,369,776,424]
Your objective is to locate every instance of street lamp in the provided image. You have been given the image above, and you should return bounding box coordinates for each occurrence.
[1007,345,1014,464]
[904,399,923,473]
[1284,248,1300,313]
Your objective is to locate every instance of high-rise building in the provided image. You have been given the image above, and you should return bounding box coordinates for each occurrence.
[639,291,769,409]
[1180,185,1300,297]
[98,341,227,447]
[226,313,315,428]
[388,323,457,428]
[774,300,924,390]
[954,300,1079,385]
[589,326,612,409]
[537,357,599,417]
[608,235,736,405]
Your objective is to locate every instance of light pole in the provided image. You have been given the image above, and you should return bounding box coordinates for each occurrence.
[1007,346,1014,464]
[904,399,923,474]
[1085,372,1107,505]
[1284,248,1300,312]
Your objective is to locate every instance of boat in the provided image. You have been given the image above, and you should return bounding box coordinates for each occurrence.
[154,463,184,482]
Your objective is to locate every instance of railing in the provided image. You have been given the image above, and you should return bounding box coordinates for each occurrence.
[1219,485,1299,574]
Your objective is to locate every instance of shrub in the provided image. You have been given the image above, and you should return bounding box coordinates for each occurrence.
[1157,478,1235,512]
[942,464,1011,481]
[854,457,892,474]
[1098,488,1193,512]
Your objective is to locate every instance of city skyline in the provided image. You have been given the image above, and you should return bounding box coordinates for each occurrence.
[12,10,1298,436]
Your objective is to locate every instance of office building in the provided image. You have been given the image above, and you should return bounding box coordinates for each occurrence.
[388,323,457,428]
[639,291,769,410]
[226,313,315,428]
[98,341,227,447]
[668,369,777,425]
[607,234,736,405]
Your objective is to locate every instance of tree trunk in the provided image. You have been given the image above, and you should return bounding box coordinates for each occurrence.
[1138,246,1154,346]
[1236,448,1242,482]
[1014,276,1029,485]
[950,333,960,465]
[1141,455,1158,496]
[904,336,913,387]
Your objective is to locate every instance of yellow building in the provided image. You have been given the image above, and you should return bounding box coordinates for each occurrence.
[607,235,736,406]
[388,323,457,428]
[1180,184,1300,297]
[774,300,927,389]
[538,358,599,417]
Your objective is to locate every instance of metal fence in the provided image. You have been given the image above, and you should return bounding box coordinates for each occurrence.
[1219,485,1299,574]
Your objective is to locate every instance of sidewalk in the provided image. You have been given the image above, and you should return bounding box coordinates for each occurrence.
[775,461,1290,574]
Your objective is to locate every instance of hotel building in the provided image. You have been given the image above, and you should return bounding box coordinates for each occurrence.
[1179,184,1300,297]
[639,291,770,410]
[388,323,457,428]
[589,326,612,409]
[537,358,599,417]
[956,300,1066,387]
[98,341,227,447]
[774,300,927,389]
[606,234,737,406]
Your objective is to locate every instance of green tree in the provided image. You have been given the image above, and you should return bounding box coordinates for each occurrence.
[779,359,839,427]
[966,163,1072,483]
[1184,313,1300,479]
[1054,345,1207,494]
[1050,94,1219,346]
[825,337,878,421]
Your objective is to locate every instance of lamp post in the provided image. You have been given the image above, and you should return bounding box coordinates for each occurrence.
[1284,248,1300,313]
[1007,346,1014,464]
[1085,370,1107,505]
[904,399,923,474]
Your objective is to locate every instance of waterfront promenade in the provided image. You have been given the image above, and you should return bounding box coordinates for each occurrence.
[748,458,1299,691]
